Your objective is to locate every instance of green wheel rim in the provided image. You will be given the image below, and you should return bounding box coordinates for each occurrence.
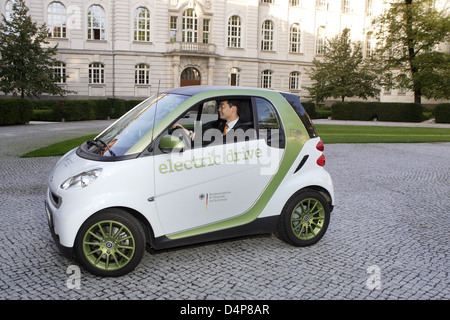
[82,220,136,271]
[291,198,325,240]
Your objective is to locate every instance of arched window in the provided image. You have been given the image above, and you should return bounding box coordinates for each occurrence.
[316,26,326,55]
[87,5,105,40]
[5,0,18,21]
[48,2,67,38]
[289,23,301,53]
[229,67,240,86]
[227,15,242,48]
[89,63,104,84]
[261,70,272,88]
[135,64,150,85]
[134,7,150,42]
[182,9,198,43]
[261,20,274,51]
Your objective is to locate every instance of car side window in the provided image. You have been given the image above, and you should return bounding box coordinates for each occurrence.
[255,98,285,148]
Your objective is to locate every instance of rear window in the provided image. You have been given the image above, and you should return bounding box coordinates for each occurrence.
[281,92,318,138]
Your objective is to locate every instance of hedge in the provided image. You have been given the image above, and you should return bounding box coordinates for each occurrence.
[331,101,424,122]
[0,99,33,125]
[30,98,143,122]
[435,103,450,123]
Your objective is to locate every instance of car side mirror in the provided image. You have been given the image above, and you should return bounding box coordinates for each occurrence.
[159,135,185,153]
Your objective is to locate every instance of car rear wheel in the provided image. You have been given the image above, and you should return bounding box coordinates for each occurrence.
[277,190,330,247]
[74,209,145,277]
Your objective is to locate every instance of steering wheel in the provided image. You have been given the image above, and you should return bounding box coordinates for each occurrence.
[172,125,192,150]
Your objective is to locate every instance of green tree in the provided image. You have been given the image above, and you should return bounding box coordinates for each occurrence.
[306,28,380,103]
[374,0,450,103]
[0,0,70,98]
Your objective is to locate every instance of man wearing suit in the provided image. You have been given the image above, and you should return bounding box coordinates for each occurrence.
[172,99,253,146]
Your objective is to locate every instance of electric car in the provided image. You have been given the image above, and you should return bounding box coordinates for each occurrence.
[45,86,334,277]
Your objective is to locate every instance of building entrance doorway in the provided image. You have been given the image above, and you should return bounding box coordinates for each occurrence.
[180,67,201,86]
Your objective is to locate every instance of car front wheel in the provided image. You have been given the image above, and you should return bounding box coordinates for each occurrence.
[74,209,146,277]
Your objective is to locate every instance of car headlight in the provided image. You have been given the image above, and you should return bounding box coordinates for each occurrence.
[60,168,103,190]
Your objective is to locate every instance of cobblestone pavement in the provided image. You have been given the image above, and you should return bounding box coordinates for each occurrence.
[0,120,449,300]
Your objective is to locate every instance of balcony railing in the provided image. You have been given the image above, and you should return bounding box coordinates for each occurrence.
[167,41,216,54]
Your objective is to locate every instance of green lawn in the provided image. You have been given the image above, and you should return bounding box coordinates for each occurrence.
[20,125,450,158]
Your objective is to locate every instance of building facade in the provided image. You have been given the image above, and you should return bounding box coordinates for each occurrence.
[1,0,448,103]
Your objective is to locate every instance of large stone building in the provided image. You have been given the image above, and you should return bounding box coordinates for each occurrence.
[1,0,448,103]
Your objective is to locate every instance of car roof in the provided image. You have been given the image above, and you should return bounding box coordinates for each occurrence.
[162,85,273,96]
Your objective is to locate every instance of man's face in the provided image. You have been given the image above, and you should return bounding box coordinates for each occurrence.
[218,100,236,122]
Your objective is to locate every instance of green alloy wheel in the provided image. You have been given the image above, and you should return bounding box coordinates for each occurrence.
[74,209,145,277]
[277,190,330,247]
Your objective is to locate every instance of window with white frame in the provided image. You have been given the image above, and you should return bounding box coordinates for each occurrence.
[227,15,242,48]
[289,71,300,90]
[202,19,210,44]
[261,70,272,88]
[342,0,352,14]
[290,0,300,6]
[289,23,301,53]
[317,0,329,11]
[260,0,274,4]
[134,7,150,42]
[261,20,274,51]
[48,2,67,38]
[366,32,373,58]
[316,26,326,55]
[89,63,104,84]
[52,61,66,84]
[135,64,150,85]
[182,9,198,43]
[170,16,178,42]
[229,67,240,86]
[365,0,373,16]
[87,5,105,40]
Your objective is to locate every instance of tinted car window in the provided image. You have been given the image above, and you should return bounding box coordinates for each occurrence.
[255,97,285,148]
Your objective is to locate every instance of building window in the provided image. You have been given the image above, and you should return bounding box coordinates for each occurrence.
[5,0,16,21]
[227,15,242,48]
[203,19,210,44]
[366,32,373,58]
[365,0,373,16]
[260,0,274,4]
[182,9,198,43]
[289,23,301,53]
[170,16,178,42]
[52,61,66,84]
[134,7,150,42]
[48,2,67,38]
[135,64,150,85]
[316,26,326,55]
[229,67,240,86]
[261,70,272,89]
[342,0,352,14]
[87,5,105,40]
[89,63,104,84]
[289,71,300,90]
[290,0,300,6]
[261,20,274,51]
[317,0,329,11]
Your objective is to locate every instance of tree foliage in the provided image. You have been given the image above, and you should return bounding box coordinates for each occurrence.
[0,0,70,98]
[374,0,450,103]
[306,28,380,103]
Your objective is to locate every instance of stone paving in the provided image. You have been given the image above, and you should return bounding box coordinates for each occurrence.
[0,120,449,300]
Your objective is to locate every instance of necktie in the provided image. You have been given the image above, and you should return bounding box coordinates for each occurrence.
[223,124,229,136]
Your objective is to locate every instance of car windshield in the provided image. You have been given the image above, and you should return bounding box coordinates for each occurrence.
[88,93,189,157]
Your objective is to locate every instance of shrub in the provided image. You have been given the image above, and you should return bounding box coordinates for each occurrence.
[435,103,450,123]
[0,99,33,125]
[332,102,423,122]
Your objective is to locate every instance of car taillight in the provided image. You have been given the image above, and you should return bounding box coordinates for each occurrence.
[316,140,324,151]
[317,154,325,166]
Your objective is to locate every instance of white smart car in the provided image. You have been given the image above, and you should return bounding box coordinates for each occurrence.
[46,86,334,277]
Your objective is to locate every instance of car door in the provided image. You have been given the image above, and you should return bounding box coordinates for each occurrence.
[153,96,285,236]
